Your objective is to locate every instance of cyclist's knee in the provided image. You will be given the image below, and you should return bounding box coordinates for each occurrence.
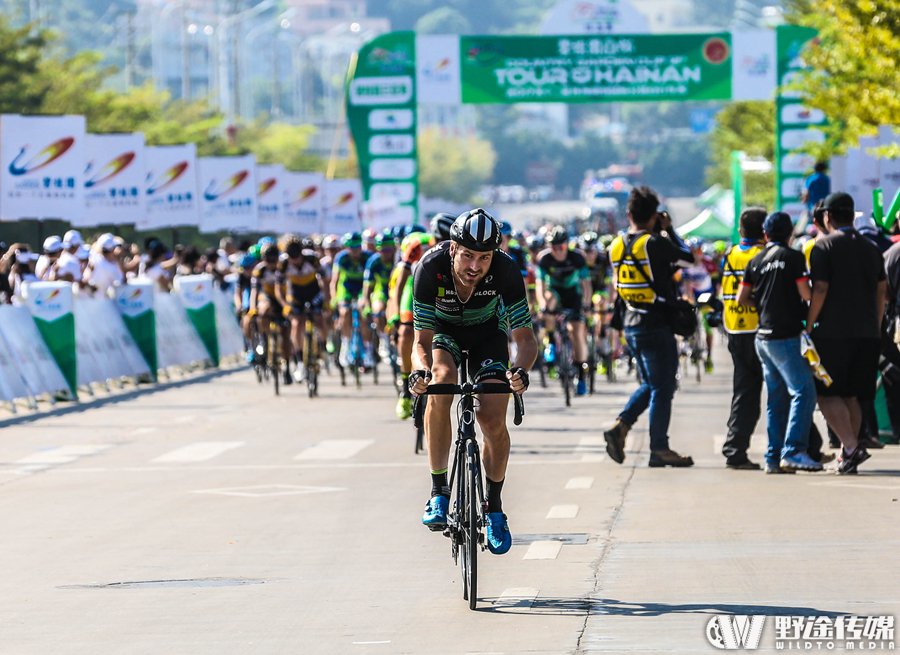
[476,402,509,439]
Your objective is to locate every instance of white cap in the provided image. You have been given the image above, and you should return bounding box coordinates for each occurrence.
[99,234,118,251]
[854,213,878,232]
[63,229,84,248]
[76,244,91,261]
[43,235,64,253]
[15,250,38,264]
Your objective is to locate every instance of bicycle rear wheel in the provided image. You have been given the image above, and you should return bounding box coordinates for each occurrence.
[559,338,572,407]
[270,332,280,396]
[586,332,596,394]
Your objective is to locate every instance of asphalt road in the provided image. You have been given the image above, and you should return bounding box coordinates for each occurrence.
[1,343,898,654]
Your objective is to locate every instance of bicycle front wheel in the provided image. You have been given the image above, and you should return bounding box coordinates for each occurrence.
[464,440,478,610]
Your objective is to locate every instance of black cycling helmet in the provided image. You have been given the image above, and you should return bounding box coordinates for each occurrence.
[430,213,455,242]
[450,208,502,252]
[261,242,280,261]
[578,231,599,250]
[285,240,303,259]
[547,226,569,246]
[525,234,543,251]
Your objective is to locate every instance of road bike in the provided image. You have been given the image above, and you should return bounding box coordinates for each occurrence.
[412,352,524,610]
[549,310,579,407]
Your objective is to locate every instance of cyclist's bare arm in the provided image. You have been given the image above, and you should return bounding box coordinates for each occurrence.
[274,280,287,309]
[508,326,538,394]
[580,277,592,307]
[410,328,435,395]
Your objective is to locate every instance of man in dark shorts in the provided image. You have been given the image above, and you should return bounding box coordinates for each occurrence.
[807,192,887,474]
[409,209,537,555]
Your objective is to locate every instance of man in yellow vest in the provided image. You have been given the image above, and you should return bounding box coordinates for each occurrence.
[721,208,767,469]
[603,186,694,467]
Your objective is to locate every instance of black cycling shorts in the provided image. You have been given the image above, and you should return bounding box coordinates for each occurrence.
[814,337,880,400]
[432,321,509,384]
[551,287,584,321]
[289,286,324,315]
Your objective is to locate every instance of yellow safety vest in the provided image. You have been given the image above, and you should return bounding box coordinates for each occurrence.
[722,244,763,334]
[609,233,657,313]
[802,237,815,270]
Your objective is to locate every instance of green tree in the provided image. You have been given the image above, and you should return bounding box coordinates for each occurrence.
[0,17,49,114]
[788,0,900,157]
[705,100,775,208]
[416,7,472,34]
[418,127,496,203]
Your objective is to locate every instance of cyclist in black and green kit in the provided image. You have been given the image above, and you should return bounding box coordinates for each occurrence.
[535,226,593,396]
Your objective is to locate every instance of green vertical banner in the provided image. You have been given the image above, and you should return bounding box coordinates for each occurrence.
[731,151,744,244]
[775,25,823,224]
[115,280,157,381]
[25,282,77,396]
[175,274,218,367]
[459,33,733,104]
[346,31,418,225]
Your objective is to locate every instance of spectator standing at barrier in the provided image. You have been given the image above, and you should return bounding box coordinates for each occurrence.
[9,248,39,302]
[801,162,830,216]
[737,212,822,473]
[807,192,887,474]
[140,239,172,292]
[721,207,767,470]
[603,186,695,468]
[84,234,124,298]
[52,230,85,285]
[855,213,893,253]
[881,239,900,444]
[36,236,63,280]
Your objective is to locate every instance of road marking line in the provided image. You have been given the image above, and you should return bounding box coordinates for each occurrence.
[495,587,539,609]
[576,437,606,462]
[566,476,594,489]
[546,504,579,519]
[523,540,562,560]
[194,484,345,498]
[352,641,390,645]
[295,439,374,461]
[13,445,112,466]
[152,442,244,463]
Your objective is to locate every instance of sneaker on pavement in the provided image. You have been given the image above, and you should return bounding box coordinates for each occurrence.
[575,379,587,396]
[858,435,885,450]
[649,449,694,467]
[603,420,630,464]
[837,447,871,475]
[726,459,761,470]
[422,495,448,530]
[817,452,836,464]
[396,396,413,420]
[765,463,795,474]
[485,512,512,554]
[245,350,255,364]
[780,452,823,472]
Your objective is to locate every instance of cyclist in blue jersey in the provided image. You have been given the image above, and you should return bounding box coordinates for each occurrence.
[332,232,375,367]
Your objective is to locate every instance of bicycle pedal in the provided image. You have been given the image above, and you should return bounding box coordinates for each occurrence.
[427,523,446,532]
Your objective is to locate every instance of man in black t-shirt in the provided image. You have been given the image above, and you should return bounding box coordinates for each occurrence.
[807,192,887,474]
[737,212,822,473]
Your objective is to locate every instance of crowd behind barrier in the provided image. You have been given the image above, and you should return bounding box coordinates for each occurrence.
[0,226,251,411]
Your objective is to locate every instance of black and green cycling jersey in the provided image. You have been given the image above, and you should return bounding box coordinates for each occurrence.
[412,242,531,332]
[536,248,590,291]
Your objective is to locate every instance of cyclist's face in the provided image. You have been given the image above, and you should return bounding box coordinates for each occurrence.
[265,256,278,268]
[452,244,492,285]
[583,247,597,262]
[379,246,394,261]
[551,243,568,260]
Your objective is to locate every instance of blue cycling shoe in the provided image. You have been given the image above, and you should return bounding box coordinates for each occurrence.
[544,343,556,364]
[422,495,449,531]
[485,512,512,554]
[576,379,587,396]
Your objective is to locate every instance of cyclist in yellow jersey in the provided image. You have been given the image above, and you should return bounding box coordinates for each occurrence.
[720,207,767,469]
[248,242,293,375]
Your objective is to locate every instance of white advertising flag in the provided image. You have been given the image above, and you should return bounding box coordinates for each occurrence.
[857,136,880,219]
[78,133,147,228]
[198,155,259,233]
[0,114,86,222]
[256,164,286,234]
[323,178,363,235]
[283,171,324,235]
[141,144,200,230]
[730,30,777,101]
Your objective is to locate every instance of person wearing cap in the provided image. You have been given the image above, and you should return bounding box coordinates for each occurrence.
[52,229,85,285]
[737,211,823,473]
[807,192,887,474]
[36,236,64,280]
[84,234,124,298]
[8,248,39,303]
